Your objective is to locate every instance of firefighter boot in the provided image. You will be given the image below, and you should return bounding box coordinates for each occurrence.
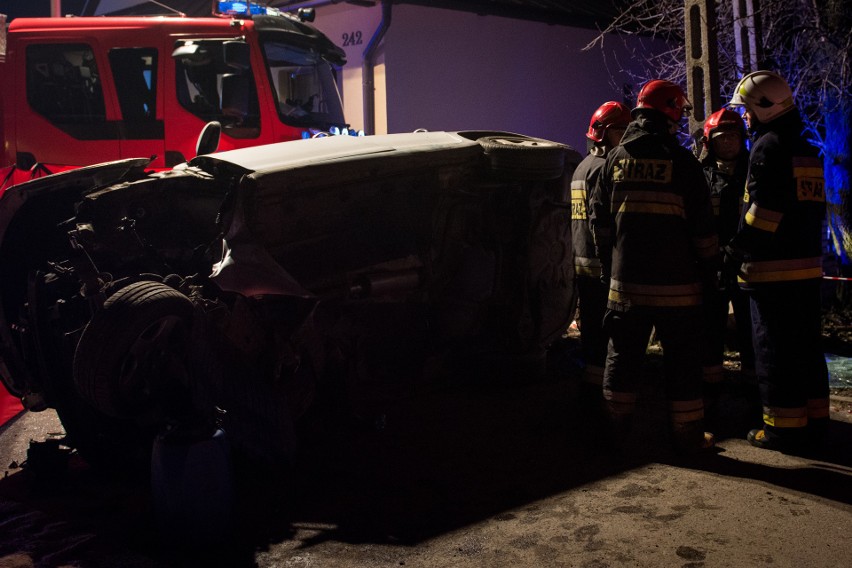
[702,381,723,431]
[806,418,829,450]
[671,420,715,455]
[577,381,606,426]
[746,427,806,455]
[602,388,637,454]
[601,412,634,455]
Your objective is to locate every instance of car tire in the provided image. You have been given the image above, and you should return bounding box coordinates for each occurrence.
[73,280,194,420]
[477,135,566,180]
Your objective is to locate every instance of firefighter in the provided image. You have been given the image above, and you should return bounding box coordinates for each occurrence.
[699,109,756,412]
[571,101,631,412]
[589,79,718,454]
[725,70,830,453]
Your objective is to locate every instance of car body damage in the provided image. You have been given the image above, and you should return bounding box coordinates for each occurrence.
[0,131,580,467]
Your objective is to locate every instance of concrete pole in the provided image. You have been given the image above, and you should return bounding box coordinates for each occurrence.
[684,0,721,138]
[732,0,764,74]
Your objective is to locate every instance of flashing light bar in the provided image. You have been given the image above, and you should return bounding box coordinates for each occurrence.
[303,127,366,138]
[216,1,281,16]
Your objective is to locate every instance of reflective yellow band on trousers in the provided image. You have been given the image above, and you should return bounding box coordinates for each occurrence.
[583,364,604,386]
[763,405,807,428]
[670,399,705,423]
[603,388,636,416]
[763,415,808,428]
[807,398,830,419]
[693,234,719,258]
[609,279,703,307]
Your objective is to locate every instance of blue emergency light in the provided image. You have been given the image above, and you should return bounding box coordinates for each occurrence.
[216,1,280,16]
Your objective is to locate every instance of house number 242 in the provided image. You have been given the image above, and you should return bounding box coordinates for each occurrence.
[342,31,363,46]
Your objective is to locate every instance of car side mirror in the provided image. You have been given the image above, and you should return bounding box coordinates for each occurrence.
[196,121,221,156]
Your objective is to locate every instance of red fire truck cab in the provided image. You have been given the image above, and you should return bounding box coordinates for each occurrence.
[0,6,348,189]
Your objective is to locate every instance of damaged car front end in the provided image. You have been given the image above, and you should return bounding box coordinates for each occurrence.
[0,131,579,468]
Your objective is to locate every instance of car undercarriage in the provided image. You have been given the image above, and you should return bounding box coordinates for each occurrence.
[0,131,580,469]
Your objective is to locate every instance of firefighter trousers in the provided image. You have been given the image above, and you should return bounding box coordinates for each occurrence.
[749,279,830,443]
[602,306,705,426]
[701,284,754,388]
[576,275,609,388]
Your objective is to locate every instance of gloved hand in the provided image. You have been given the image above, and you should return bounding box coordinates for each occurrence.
[721,244,747,290]
[722,244,747,267]
[600,263,611,286]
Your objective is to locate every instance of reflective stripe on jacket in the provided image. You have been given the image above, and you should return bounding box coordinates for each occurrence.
[571,152,607,279]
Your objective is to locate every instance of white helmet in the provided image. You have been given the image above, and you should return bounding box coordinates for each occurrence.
[728,71,795,123]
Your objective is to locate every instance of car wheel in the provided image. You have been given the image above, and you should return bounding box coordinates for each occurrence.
[477,135,566,180]
[73,280,194,420]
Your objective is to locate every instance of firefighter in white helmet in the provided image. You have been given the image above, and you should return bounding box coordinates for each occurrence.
[725,70,830,454]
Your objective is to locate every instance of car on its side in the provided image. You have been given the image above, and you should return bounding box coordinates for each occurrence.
[0,130,579,468]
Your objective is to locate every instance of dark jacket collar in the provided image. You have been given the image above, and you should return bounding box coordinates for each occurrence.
[621,113,679,148]
[751,108,804,139]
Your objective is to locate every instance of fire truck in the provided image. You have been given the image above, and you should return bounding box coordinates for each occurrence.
[0,1,350,190]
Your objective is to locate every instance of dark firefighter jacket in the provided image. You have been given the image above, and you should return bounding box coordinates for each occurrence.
[728,110,825,285]
[571,151,606,279]
[701,153,748,247]
[589,115,719,311]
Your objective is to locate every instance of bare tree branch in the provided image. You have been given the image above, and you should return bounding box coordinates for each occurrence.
[584,0,852,150]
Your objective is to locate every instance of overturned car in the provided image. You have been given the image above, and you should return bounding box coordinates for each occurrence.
[0,131,579,468]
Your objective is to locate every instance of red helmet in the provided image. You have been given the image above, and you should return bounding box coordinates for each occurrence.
[634,80,693,123]
[586,101,631,142]
[702,108,745,143]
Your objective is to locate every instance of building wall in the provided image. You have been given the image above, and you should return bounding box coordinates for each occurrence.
[307,3,387,135]
[311,3,656,151]
[384,4,651,150]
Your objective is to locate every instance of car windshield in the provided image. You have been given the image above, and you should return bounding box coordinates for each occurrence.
[261,40,345,128]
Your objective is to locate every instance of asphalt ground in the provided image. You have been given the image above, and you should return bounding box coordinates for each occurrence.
[0,342,851,568]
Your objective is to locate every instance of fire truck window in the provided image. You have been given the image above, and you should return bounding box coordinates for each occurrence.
[109,48,157,121]
[174,40,260,138]
[26,44,106,124]
[261,41,345,128]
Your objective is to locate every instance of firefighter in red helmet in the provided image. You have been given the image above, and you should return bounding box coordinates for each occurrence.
[699,109,757,422]
[726,71,830,454]
[571,101,631,421]
[589,79,719,454]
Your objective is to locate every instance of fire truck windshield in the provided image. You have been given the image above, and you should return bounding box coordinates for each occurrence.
[261,40,345,129]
